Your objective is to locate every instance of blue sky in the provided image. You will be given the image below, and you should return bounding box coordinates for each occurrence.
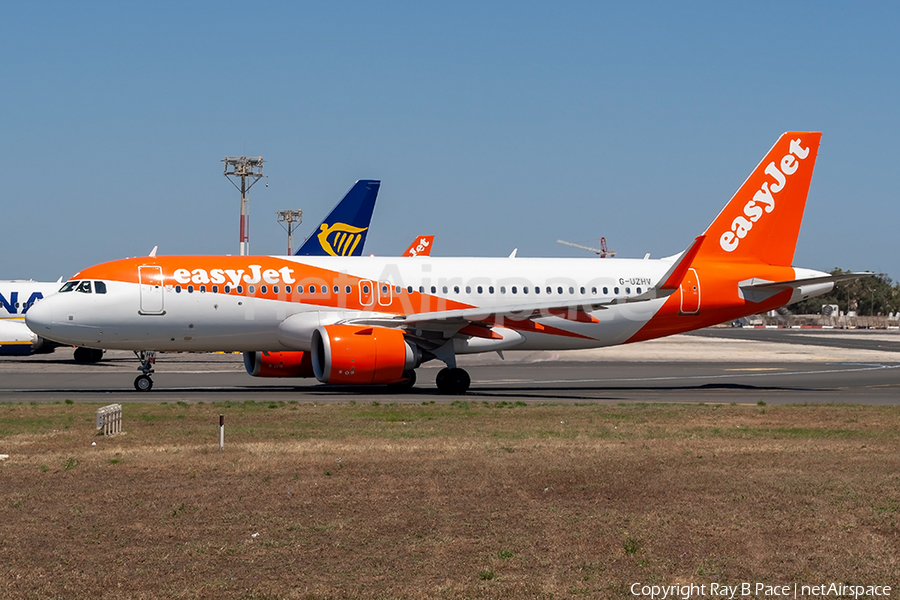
[2,2,898,281]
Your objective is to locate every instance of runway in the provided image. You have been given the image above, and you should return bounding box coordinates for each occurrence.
[2,328,899,404]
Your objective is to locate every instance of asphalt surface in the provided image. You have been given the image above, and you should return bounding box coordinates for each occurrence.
[1,328,899,404]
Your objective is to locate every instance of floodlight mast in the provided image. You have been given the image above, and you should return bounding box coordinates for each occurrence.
[276,209,303,255]
[223,156,264,256]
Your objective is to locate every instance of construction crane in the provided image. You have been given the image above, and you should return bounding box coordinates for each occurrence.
[556,236,617,257]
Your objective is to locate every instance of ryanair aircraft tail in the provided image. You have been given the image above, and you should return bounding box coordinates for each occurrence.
[296,180,380,256]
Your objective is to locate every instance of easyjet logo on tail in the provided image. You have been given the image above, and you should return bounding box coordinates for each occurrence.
[719,138,810,252]
[317,223,367,256]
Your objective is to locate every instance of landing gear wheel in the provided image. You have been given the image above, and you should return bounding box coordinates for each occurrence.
[435,367,470,395]
[134,374,153,392]
[388,370,417,391]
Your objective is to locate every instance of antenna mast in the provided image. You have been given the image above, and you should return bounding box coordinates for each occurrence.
[223,156,264,255]
[276,209,303,255]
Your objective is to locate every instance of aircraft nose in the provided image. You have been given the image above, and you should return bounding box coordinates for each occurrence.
[25,298,54,334]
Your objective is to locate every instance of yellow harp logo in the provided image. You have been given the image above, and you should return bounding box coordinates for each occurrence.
[317,223,368,256]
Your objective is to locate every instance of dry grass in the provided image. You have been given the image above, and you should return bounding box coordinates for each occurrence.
[1,400,898,599]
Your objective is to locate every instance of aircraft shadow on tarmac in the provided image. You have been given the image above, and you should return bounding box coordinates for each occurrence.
[108,381,819,403]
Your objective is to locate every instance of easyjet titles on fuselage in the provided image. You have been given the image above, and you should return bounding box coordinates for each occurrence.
[172,265,297,287]
[719,137,811,253]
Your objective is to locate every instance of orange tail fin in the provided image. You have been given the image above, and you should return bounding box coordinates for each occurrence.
[403,235,434,257]
[698,132,821,266]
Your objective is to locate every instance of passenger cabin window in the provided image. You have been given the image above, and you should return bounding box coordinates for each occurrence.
[261,285,267,294]
[175,285,182,293]
[273,285,279,294]
[94,281,107,294]
[237,285,244,294]
[248,285,255,294]
[200,285,207,293]
[212,285,219,293]
[224,285,231,293]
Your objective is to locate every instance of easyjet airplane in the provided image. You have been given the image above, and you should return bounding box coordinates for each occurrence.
[26,132,868,393]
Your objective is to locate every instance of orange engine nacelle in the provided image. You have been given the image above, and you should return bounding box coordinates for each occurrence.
[243,351,315,378]
[311,324,420,385]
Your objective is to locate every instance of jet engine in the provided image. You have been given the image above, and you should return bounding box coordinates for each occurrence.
[243,350,315,378]
[0,319,47,356]
[310,324,420,385]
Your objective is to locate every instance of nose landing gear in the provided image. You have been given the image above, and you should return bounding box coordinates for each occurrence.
[133,351,156,392]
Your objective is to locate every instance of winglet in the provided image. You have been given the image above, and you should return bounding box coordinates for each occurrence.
[620,236,705,304]
[659,236,705,291]
[296,180,380,256]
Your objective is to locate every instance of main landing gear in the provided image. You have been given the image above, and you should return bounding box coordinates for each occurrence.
[73,347,104,363]
[435,367,470,395]
[134,350,156,392]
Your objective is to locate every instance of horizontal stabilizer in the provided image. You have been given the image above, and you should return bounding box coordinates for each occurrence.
[739,271,874,304]
[741,271,874,292]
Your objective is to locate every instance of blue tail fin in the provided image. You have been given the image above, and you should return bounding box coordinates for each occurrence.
[295,180,380,256]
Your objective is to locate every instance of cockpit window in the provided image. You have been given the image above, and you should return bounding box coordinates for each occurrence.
[75,281,92,294]
[59,281,78,293]
[94,281,107,294]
